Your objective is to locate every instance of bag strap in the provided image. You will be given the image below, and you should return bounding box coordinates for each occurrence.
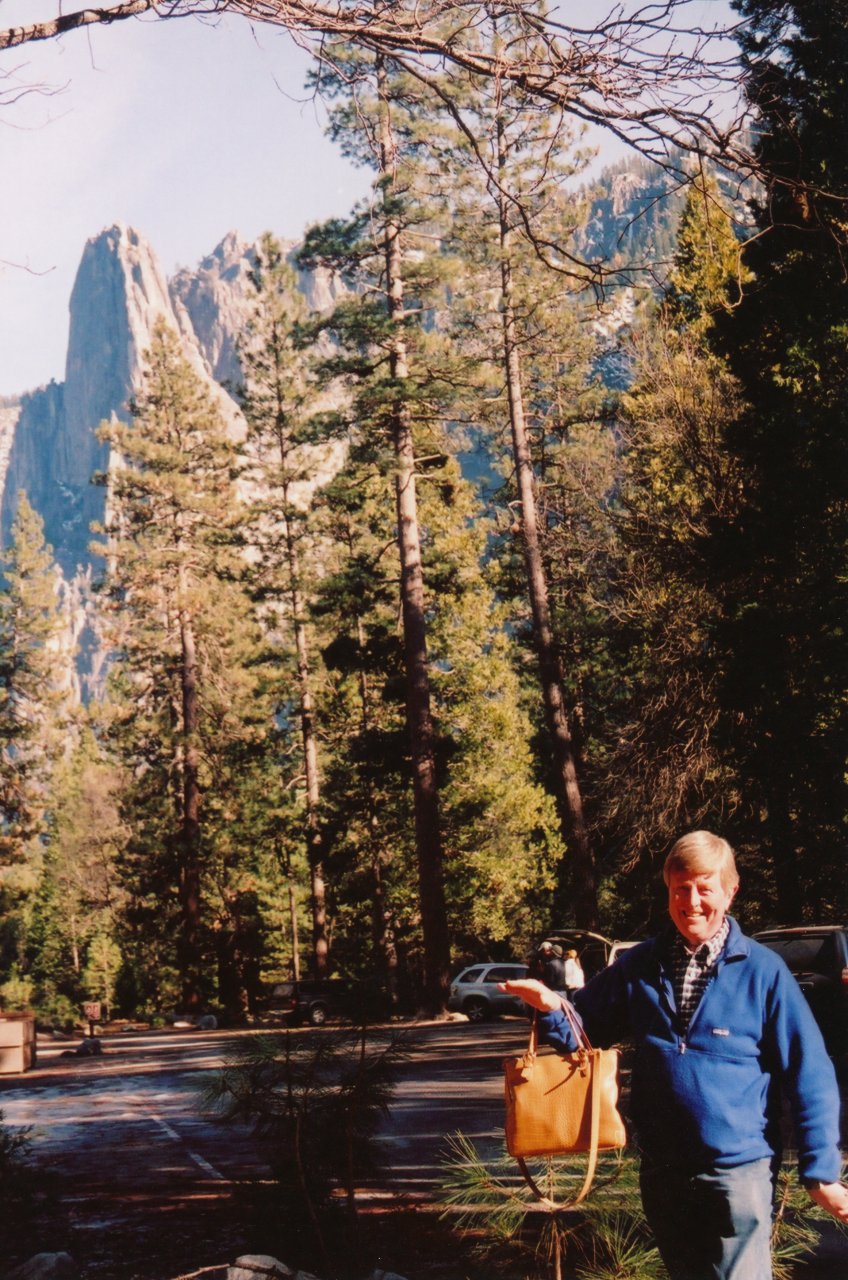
[557,995,594,1051]
[515,1007,601,1211]
[526,998,592,1058]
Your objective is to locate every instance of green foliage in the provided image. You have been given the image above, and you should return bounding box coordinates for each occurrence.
[441,1136,659,1280]
[663,173,747,331]
[0,494,69,990]
[514,176,752,908]
[571,1210,662,1280]
[0,967,34,1010]
[203,1027,411,1270]
[425,488,564,952]
[710,2,848,918]
[96,322,278,1014]
[442,1138,830,1280]
[237,230,333,982]
[26,726,127,1019]
[0,1109,41,1253]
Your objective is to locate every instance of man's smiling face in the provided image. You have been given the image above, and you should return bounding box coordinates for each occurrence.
[667,866,736,947]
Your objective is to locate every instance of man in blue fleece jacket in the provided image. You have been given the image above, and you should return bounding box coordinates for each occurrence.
[501,830,848,1280]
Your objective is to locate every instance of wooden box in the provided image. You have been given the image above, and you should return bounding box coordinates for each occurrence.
[0,1013,36,1073]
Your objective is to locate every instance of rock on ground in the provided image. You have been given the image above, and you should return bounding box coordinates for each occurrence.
[227,1258,295,1280]
[4,1254,78,1280]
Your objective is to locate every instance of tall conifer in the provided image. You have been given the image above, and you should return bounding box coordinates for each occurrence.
[431,17,601,925]
[712,3,848,917]
[299,47,453,1011]
[238,234,330,978]
[0,494,68,990]
[97,323,269,1011]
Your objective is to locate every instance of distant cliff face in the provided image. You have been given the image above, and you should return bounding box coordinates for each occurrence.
[3,381,73,573]
[170,231,345,393]
[170,230,260,392]
[0,222,346,694]
[575,156,752,274]
[1,223,256,579]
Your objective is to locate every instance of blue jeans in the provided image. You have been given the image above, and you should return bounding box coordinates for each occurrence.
[640,1157,775,1280]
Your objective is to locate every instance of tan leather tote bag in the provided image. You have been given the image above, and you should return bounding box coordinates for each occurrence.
[503,1002,627,1207]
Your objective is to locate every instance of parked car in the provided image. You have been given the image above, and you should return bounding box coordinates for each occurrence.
[448,962,529,1022]
[753,925,848,1062]
[265,977,388,1026]
[542,930,644,979]
[607,940,641,966]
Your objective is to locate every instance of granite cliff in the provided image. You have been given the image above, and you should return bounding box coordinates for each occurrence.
[0,223,341,694]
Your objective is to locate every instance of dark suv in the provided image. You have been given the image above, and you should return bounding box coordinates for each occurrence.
[266,978,387,1026]
[753,926,848,1063]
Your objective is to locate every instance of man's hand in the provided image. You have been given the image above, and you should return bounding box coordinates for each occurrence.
[808,1181,848,1221]
[497,978,564,1013]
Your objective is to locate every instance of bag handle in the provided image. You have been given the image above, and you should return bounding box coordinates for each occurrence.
[525,999,594,1058]
[515,1006,601,1210]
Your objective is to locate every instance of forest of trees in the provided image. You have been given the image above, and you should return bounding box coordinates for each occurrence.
[0,1,845,1023]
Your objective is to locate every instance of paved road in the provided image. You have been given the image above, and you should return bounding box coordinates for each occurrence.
[0,1018,528,1188]
[3,1019,847,1278]
[0,1018,530,1275]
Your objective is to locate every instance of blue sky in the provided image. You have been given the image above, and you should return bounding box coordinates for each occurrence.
[0,2,735,399]
[0,12,371,396]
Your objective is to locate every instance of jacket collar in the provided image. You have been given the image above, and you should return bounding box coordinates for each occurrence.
[723,915,750,960]
[655,914,749,966]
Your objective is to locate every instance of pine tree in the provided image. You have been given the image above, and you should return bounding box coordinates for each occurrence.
[663,172,747,331]
[430,19,602,925]
[238,233,331,977]
[28,726,127,1019]
[0,494,69,991]
[313,419,565,993]
[96,322,272,1011]
[709,2,848,918]
[0,495,67,857]
[309,443,414,1004]
[423,468,565,954]
[299,47,453,1012]
[591,178,747,880]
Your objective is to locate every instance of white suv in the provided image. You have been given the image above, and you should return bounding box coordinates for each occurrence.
[448,962,529,1022]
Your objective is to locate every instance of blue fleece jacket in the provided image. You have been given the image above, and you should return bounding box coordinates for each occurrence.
[537,917,842,1181]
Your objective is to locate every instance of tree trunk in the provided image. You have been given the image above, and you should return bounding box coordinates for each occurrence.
[496,118,598,927]
[357,618,400,1008]
[288,537,328,976]
[378,59,451,1013]
[275,835,301,980]
[178,602,203,1010]
[273,357,328,976]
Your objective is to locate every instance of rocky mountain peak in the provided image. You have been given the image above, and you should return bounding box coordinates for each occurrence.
[64,224,173,478]
[2,223,245,583]
[170,231,260,390]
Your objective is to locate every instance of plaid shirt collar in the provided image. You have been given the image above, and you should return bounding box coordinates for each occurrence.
[668,917,730,1030]
[672,916,730,969]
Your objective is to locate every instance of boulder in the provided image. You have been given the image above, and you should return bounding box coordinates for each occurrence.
[227,1256,294,1280]
[4,1253,78,1279]
[75,1037,103,1056]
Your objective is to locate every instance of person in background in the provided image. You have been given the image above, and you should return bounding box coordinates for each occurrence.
[501,830,848,1280]
[563,947,585,1000]
[529,940,567,995]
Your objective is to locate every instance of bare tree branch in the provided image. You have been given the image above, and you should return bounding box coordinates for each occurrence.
[0,1,754,180]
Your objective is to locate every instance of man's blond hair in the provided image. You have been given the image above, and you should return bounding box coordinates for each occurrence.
[663,830,739,892]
